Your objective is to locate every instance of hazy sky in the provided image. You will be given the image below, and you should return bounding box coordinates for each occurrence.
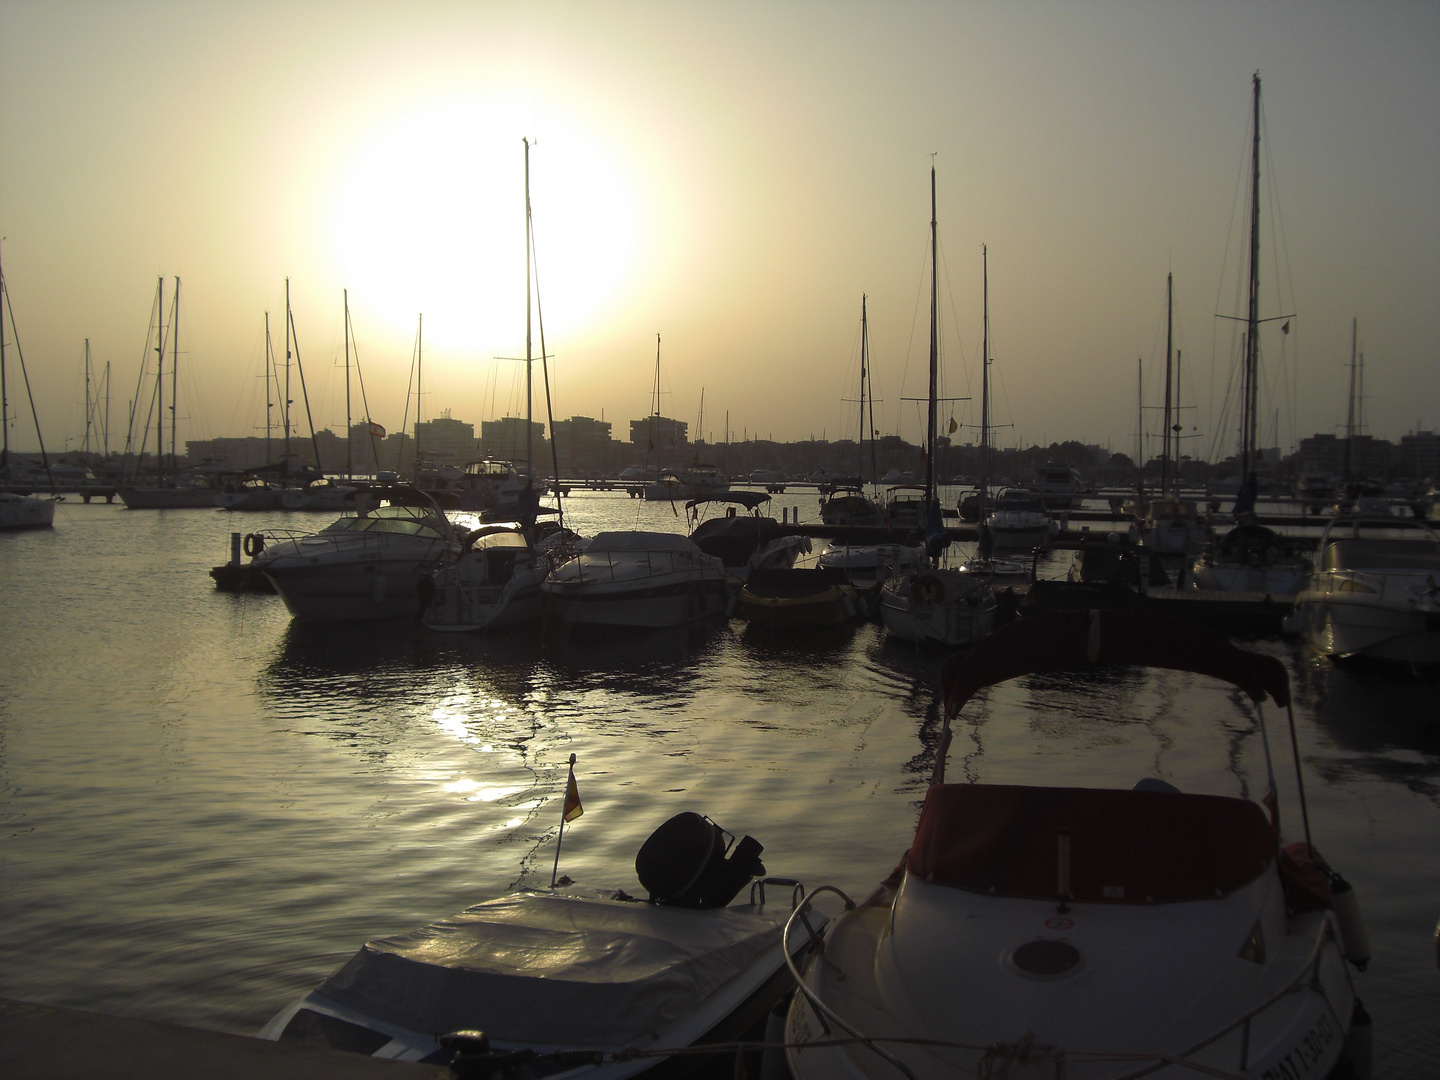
[2,1,1436,460]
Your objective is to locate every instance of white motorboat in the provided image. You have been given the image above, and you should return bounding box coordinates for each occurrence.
[1287,517,1440,664]
[820,485,884,527]
[0,490,57,529]
[784,608,1369,1080]
[1191,522,1309,595]
[816,541,926,585]
[423,526,551,633]
[987,487,1056,549]
[687,492,806,580]
[1141,495,1209,555]
[214,474,282,511]
[884,485,928,530]
[1031,463,1086,511]
[252,486,461,622]
[878,567,995,647]
[279,476,361,511]
[643,464,729,502]
[542,531,729,630]
[260,813,818,1078]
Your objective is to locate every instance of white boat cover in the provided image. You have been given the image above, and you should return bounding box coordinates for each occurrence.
[317,892,781,1046]
[586,531,702,554]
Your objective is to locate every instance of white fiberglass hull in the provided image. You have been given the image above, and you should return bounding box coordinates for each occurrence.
[546,578,729,629]
[424,569,547,633]
[1291,591,1440,664]
[879,572,996,647]
[0,494,57,529]
[1191,563,1307,595]
[787,875,1355,1080]
[258,536,453,622]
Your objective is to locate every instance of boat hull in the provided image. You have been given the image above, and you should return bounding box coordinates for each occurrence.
[118,486,218,509]
[0,494,57,529]
[1291,594,1440,664]
[879,572,996,647]
[547,579,730,629]
[738,584,856,628]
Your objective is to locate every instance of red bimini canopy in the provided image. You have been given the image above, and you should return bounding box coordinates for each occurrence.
[907,783,1275,904]
[940,609,1290,720]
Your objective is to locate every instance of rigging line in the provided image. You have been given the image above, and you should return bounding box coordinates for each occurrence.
[896,225,929,444]
[1,275,56,489]
[121,284,163,466]
[287,305,324,471]
[347,305,384,474]
[529,213,565,526]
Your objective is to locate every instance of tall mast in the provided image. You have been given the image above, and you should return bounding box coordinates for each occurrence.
[415,314,423,482]
[1343,317,1358,481]
[344,289,353,479]
[155,275,164,479]
[1241,72,1262,489]
[979,245,990,515]
[83,339,93,455]
[925,164,938,506]
[861,294,876,486]
[1161,272,1173,497]
[524,137,534,486]
[1173,349,1183,495]
[264,312,273,464]
[284,279,292,466]
[104,359,111,457]
[171,276,180,477]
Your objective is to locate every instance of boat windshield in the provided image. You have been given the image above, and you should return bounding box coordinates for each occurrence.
[323,505,445,539]
[1321,538,1440,572]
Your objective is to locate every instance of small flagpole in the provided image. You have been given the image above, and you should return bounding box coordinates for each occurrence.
[551,753,577,888]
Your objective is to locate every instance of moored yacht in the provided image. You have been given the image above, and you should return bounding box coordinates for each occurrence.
[423,523,584,633]
[784,609,1369,1080]
[542,531,729,630]
[1031,463,1086,510]
[1288,517,1440,664]
[252,486,461,622]
[0,490,57,529]
[987,486,1056,549]
[1192,522,1308,595]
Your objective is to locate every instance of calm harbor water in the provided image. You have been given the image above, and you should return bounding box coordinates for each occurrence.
[2,491,1438,1076]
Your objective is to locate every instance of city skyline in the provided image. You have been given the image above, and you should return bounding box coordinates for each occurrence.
[2,2,1436,459]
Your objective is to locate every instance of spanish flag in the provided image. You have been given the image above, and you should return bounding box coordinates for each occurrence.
[368,421,386,438]
[563,772,583,822]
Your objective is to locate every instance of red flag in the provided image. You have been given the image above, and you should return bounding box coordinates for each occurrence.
[563,773,583,822]
[369,421,386,438]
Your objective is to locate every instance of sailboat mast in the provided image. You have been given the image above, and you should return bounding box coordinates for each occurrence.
[345,288,352,480]
[1241,72,1262,485]
[861,294,875,486]
[1343,317,1357,481]
[1161,272,1173,497]
[524,137,534,486]
[980,245,990,513]
[83,339,92,455]
[264,312,273,464]
[1173,349,1183,494]
[0,246,8,470]
[416,314,423,482]
[104,360,111,458]
[155,275,164,480]
[925,165,938,505]
[284,279,292,467]
[171,276,180,477]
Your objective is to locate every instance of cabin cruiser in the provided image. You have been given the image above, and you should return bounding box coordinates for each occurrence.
[0,490,57,529]
[435,459,531,513]
[1031,463,1086,511]
[1141,495,1210,555]
[819,484,884,527]
[816,541,926,586]
[423,522,586,633]
[878,566,996,647]
[542,531,729,630]
[1191,522,1309,595]
[643,464,729,502]
[987,486,1057,549]
[261,812,821,1077]
[687,493,808,580]
[1287,517,1440,664]
[252,486,461,622]
[784,610,1369,1080]
[884,485,928,530]
[279,476,361,511]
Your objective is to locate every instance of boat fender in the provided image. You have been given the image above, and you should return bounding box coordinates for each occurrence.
[243,532,265,558]
[1330,871,1372,971]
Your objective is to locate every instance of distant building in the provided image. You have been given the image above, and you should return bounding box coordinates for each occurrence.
[480,417,546,463]
[416,412,477,465]
[1296,433,1394,477]
[629,415,688,465]
[1399,431,1440,479]
[551,416,613,476]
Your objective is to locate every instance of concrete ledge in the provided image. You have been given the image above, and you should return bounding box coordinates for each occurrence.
[0,998,446,1080]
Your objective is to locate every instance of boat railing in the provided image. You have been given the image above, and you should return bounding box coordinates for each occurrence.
[572,548,711,584]
[780,887,1354,1080]
[1309,567,1440,606]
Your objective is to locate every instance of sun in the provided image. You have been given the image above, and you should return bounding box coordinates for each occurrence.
[325,97,643,356]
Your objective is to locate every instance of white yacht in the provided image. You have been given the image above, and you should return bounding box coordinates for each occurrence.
[878,567,995,647]
[1031,463,1086,510]
[642,464,729,502]
[0,490,57,530]
[1141,494,1210,555]
[815,541,926,585]
[986,486,1056,549]
[424,523,586,633]
[1288,518,1440,664]
[252,487,461,622]
[784,609,1368,1080]
[542,531,729,630]
[1191,522,1309,595]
